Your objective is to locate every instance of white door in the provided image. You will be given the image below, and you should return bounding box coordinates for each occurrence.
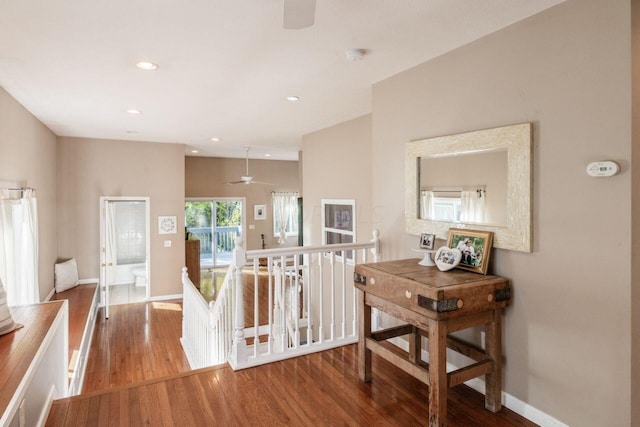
[100,197,150,319]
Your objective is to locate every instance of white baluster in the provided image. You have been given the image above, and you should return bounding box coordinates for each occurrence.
[272,260,285,353]
[267,257,273,355]
[228,236,247,368]
[371,229,380,262]
[341,252,346,339]
[330,251,336,341]
[318,253,324,343]
[305,253,313,346]
[253,261,259,358]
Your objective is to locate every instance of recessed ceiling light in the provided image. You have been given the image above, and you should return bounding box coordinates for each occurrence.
[191,150,199,154]
[125,130,138,134]
[286,96,299,102]
[136,61,158,70]
[265,154,271,157]
[126,109,141,115]
[210,137,220,142]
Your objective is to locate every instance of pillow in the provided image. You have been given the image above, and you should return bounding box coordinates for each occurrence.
[0,278,21,336]
[54,258,79,293]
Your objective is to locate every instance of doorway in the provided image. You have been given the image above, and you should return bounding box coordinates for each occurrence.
[100,197,150,318]
[185,198,245,299]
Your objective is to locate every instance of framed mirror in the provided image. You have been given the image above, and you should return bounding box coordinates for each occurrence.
[405,123,532,252]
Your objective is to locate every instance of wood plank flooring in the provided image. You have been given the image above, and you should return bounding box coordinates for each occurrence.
[81,300,191,393]
[48,299,538,426]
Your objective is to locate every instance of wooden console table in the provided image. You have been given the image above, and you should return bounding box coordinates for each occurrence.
[354,259,511,427]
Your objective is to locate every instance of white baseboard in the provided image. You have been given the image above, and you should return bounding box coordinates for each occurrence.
[387,337,568,427]
[78,278,99,285]
[44,287,55,302]
[147,293,183,302]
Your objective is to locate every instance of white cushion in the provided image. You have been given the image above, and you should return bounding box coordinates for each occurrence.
[54,258,79,293]
[0,277,21,336]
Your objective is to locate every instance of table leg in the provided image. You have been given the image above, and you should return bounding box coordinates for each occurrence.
[484,311,503,412]
[408,326,421,364]
[428,319,447,427]
[358,290,371,382]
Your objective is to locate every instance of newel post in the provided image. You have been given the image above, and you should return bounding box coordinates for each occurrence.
[181,266,189,285]
[371,229,380,262]
[228,236,247,368]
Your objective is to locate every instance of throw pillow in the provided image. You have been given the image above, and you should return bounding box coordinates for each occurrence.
[54,258,79,293]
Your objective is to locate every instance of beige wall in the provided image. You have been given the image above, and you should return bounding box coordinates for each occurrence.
[0,87,58,301]
[632,0,640,422]
[57,137,185,297]
[185,156,300,250]
[302,115,373,247]
[369,0,631,425]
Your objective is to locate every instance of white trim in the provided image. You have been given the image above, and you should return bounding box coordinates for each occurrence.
[78,278,99,285]
[387,337,569,427]
[146,293,183,302]
[44,287,55,302]
[36,385,57,427]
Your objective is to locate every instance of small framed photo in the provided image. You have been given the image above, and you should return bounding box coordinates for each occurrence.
[419,233,436,250]
[447,229,494,275]
[158,216,177,234]
[254,205,266,220]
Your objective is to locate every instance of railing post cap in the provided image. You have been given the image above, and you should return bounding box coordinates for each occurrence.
[372,229,380,239]
[182,266,188,273]
[235,236,244,247]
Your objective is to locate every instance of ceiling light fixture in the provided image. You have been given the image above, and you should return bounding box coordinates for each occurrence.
[125,130,138,134]
[265,154,272,157]
[346,48,366,61]
[210,137,220,142]
[136,61,158,70]
[126,109,141,115]
[286,96,299,102]
[191,150,199,154]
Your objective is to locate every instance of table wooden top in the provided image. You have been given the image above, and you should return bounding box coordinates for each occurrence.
[356,258,505,289]
[0,301,66,417]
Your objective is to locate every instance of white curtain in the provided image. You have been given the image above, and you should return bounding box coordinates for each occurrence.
[420,190,434,220]
[272,192,298,245]
[0,189,39,306]
[460,190,486,223]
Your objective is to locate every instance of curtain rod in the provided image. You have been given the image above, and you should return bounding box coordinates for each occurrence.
[3,187,36,192]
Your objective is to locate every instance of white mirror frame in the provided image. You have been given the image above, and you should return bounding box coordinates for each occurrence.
[405,123,532,252]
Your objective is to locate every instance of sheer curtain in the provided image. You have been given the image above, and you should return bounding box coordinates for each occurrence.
[420,190,434,220]
[460,190,486,223]
[272,192,298,244]
[0,189,39,306]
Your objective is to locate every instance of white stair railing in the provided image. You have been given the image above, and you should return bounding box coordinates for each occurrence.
[182,230,380,371]
[181,266,234,369]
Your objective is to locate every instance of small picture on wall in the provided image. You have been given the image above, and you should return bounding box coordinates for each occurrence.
[419,233,436,250]
[158,216,177,234]
[447,229,494,275]
[254,204,266,220]
[334,210,351,230]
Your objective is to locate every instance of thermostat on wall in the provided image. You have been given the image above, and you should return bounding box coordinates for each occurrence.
[586,161,620,177]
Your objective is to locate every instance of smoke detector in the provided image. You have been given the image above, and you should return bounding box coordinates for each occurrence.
[346,49,366,61]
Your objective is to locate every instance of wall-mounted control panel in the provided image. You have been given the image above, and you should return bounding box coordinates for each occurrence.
[586,161,620,177]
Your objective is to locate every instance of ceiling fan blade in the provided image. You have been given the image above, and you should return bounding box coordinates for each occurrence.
[283,0,316,29]
[251,181,276,186]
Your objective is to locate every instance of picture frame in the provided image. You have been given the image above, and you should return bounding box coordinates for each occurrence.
[158,216,177,234]
[254,204,266,220]
[446,228,494,275]
[419,233,436,250]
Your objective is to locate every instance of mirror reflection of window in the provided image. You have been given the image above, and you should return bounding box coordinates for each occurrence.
[421,189,485,223]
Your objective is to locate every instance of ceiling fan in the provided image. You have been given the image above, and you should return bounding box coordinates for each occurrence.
[226,147,274,185]
[283,0,316,30]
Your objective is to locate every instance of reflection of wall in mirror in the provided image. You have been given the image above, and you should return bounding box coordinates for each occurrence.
[420,150,508,226]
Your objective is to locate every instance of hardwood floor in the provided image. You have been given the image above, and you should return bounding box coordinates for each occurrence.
[81,300,191,393]
[48,299,538,426]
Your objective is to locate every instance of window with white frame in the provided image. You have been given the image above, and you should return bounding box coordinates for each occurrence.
[321,199,355,263]
[272,192,299,244]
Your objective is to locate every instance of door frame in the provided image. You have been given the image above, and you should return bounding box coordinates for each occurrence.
[185,197,246,267]
[99,196,151,318]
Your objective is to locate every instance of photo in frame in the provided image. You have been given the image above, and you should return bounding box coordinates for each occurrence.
[254,204,266,220]
[446,229,494,275]
[419,233,436,250]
